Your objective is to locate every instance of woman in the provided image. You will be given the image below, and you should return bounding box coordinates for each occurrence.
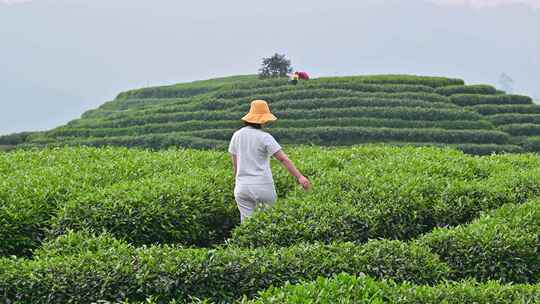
[228,99,311,222]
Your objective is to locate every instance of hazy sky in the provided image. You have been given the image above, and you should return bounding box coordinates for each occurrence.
[1,0,539,135]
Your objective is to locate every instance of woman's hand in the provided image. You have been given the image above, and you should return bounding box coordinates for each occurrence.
[297,175,312,190]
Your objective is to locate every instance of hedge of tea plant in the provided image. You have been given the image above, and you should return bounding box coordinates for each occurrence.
[60,107,484,129]
[2,197,540,303]
[435,84,498,96]
[450,94,532,106]
[0,232,449,303]
[246,273,540,304]
[48,173,238,247]
[0,147,238,256]
[467,104,540,116]
[488,114,540,126]
[44,117,494,139]
[419,199,540,283]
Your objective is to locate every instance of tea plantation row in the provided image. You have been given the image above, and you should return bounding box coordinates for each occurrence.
[1,198,538,303]
[245,273,540,304]
[0,147,236,256]
[450,93,540,155]
[63,106,482,129]
[41,126,515,148]
[44,118,494,139]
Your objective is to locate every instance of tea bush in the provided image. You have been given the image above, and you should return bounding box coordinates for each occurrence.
[248,97,455,111]
[36,137,520,155]
[523,136,540,152]
[419,199,540,283]
[46,118,493,139]
[0,235,449,303]
[451,94,532,106]
[488,114,540,126]
[33,230,130,258]
[435,84,497,96]
[0,131,34,145]
[0,147,234,256]
[215,83,439,100]
[103,97,196,112]
[315,75,464,87]
[500,123,540,136]
[454,143,523,155]
[68,106,482,129]
[247,273,540,304]
[56,134,228,150]
[468,104,540,115]
[189,127,510,145]
[49,174,238,247]
[269,127,509,145]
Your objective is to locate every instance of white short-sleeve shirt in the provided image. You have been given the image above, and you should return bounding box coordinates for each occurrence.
[228,126,282,185]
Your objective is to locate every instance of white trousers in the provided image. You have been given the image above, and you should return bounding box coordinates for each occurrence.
[234,183,277,223]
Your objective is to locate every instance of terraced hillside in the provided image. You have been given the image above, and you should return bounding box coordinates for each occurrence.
[2,74,540,154]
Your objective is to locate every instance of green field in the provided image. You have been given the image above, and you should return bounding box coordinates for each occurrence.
[1,145,540,303]
[3,74,540,154]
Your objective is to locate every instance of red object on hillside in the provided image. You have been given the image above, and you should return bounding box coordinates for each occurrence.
[296,71,310,80]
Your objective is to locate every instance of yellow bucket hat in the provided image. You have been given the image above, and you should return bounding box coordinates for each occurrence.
[241,99,277,124]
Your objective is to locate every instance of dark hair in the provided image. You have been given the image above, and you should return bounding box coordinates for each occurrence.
[243,121,262,129]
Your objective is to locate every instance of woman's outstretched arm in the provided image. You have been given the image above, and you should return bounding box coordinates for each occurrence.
[273,150,311,190]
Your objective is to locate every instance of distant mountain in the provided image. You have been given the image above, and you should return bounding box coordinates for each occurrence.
[2,74,540,154]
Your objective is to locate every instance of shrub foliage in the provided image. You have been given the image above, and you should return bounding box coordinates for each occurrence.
[247,273,540,304]
[1,145,540,302]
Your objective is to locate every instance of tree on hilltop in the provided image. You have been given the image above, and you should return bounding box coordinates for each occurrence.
[258,53,292,79]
